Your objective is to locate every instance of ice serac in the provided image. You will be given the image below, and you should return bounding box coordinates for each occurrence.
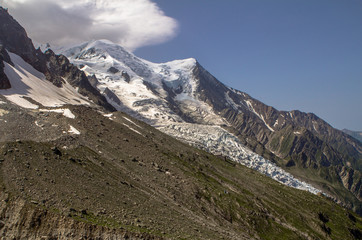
[0,8,115,111]
[60,39,362,214]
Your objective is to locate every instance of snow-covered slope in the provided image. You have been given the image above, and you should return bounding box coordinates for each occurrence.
[60,40,224,125]
[0,52,90,109]
[58,40,323,195]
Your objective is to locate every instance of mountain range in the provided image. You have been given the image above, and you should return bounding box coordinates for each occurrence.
[0,7,361,239]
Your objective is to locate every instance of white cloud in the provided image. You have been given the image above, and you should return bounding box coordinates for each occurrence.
[3,0,178,51]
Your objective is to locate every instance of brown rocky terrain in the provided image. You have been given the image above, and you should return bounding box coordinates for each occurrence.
[0,97,361,239]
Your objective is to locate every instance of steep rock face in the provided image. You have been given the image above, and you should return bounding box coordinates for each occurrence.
[339,167,362,201]
[0,46,12,89]
[104,87,122,106]
[0,8,37,65]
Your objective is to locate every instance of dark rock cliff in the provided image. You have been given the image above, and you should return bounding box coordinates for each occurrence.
[0,46,12,89]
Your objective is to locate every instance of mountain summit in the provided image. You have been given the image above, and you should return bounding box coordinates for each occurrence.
[60,39,362,214]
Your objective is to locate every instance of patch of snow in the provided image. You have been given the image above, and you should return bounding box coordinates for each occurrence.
[294,131,302,135]
[103,113,113,118]
[103,113,113,120]
[34,121,42,128]
[63,109,76,119]
[273,119,279,127]
[312,121,318,132]
[39,108,75,119]
[0,52,90,109]
[68,125,80,135]
[225,91,239,111]
[122,123,144,136]
[123,116,143,129]
[0,109,9,116]
[0,100,6,104]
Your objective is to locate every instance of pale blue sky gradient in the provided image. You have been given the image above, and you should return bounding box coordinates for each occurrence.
[135,0,362,131]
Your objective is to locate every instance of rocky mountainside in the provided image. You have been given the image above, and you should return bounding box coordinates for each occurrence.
[59,39,361,214]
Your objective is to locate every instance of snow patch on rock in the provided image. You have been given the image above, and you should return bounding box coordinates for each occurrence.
[123,116,143,129]
[68,125,80,135]
[245,100,275,132]
[122,123,143,136]
[39,108,75,119]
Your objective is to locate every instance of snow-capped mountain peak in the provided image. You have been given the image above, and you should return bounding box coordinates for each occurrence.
[56,40,326,196]
[58,40,211,126]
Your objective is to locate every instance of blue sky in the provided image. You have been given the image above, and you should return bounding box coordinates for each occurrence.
[135,0,362,131]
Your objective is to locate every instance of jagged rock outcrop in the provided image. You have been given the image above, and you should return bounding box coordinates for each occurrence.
[0,8,42,70]
[88,74,99,88]
[108,66,120,74]
[104,87,122,106]
[339,166,362,201]
[121,71,130,83]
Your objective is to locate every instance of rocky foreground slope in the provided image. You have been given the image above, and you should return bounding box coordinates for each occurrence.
[0,99,361,239]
